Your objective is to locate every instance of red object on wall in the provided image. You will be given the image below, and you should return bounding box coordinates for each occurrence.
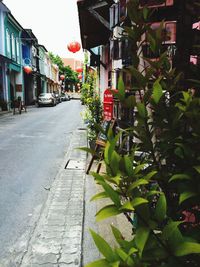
[103,89,114,121]
[78,74,82,79]
[60,75,65,80]
[24,65,32,74]
[67,41,81,53]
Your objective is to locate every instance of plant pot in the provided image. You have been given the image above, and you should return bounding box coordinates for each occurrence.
[0,104,8,111]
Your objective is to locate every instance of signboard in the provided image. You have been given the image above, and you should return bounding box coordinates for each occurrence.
[103,89,114,121]
[150,21,176,44]
[140,0,174,8]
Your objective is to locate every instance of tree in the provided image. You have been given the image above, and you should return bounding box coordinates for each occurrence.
[48,52,78,84]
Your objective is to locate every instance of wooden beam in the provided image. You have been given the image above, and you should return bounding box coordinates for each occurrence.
[88,7,110,30]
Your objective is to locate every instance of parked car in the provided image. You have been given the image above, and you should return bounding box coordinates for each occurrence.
[37,93,56,107]
[60,93,70,101]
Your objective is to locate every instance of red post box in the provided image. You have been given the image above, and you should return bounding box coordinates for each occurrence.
[103,89,114,121]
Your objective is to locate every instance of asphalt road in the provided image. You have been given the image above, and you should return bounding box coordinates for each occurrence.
[0,100,83,264]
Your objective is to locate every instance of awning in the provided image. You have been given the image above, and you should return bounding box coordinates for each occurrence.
[77,0,114,49]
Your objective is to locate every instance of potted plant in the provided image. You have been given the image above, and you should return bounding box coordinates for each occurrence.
[0,99,8,111]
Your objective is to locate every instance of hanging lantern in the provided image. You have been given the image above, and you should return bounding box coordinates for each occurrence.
[24,65,32,74]
[67,41,81,53]
[60,74,65,80]
[78,74,82,80]
[76,67,83,73]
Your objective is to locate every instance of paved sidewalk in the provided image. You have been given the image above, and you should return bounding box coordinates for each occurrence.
[19,128,87,267]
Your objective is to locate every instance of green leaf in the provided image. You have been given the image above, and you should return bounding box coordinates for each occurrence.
[128,179,149,192]
[136,103,147,118]
[115,248,135,266]
[174,242,200,256]
[162,221,182,240]
[104,142,111,165]
[104,135,120,165]
[110,262,120,267]
[111,225,124,246]
[110,151,121,176]
[169,173,191,182]
[90,229,116,262]
[91,172,104,182]
[124,26,136,40]
[120,201,135,211]
[96,205,121,222]
[135,227,150,257]
[155,194,167,222]
[147,33,156,52]
[78,146,97,156]
[111,226,135,251]
[152,80,163,104]
[90,191,108,202]
[125,95,136,108]
[128,247,138,255]
[85,259,110,267]
[132,197,148,207]
[143,6,149,20]
[179,191,197,204]
[193,165,200,174]
[143,171,157,181]
[99,181,121,207]
[147,190,162,198]
[118,75,125,101]
[129,67,146,87]
[133,163,147,174]
[124,155,134,177]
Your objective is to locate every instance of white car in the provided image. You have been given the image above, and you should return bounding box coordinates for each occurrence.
[38,93,56,107]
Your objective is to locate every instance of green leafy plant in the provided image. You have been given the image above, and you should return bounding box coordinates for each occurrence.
[81,71,103,143]
[85,0,200,266]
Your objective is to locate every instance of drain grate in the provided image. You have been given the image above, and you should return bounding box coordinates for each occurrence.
[65,159,85,170]
[77,128,87,131]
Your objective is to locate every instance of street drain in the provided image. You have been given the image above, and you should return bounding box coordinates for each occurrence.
[77,128,87,131]
[65,159,85,170]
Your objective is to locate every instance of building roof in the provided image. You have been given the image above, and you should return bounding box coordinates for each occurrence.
[77,0,113,49]
[0,1,10,12]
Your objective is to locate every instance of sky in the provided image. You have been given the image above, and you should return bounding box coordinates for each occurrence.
[3,0,84,60]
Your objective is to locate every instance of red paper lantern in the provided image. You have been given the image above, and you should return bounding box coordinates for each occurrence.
[78,74,82,80]
[67,41,81,53]
[24,65,32,74]
[76,67,83,73]
[60,75,65,80]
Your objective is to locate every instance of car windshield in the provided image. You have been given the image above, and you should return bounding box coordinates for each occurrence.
[39,93,52,97]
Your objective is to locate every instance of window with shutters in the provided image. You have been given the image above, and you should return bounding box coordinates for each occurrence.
[11,33,16,60]
[6,29,11,57]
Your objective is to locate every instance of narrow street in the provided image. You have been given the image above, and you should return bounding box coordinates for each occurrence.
[0,100,84,265]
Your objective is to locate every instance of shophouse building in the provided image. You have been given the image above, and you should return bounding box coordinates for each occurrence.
[21,29,39,105]
[38,45,48,94]
[78,0,200,116]
[4,12,23,108]
[0,1,10,110]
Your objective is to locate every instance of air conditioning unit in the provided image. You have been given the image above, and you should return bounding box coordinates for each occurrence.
[113,26,123,40]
